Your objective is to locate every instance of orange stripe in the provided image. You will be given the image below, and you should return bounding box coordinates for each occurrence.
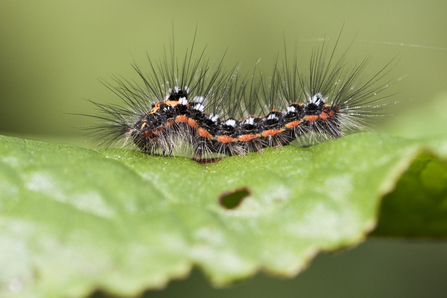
[143,130,151,138]
[319,112,329,120]
[149,107,159,114]
[238,134,260,142]
[187,118,198,128]
[261,129,284,137]
[149,102,161,114]
[175,115,188,123]
[217,135,237,143]
[285,120,301,128]
[305,115,319,122]
[164,100,179,107]
[198,128,214,140]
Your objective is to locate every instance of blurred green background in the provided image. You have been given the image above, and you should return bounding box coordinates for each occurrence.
[1,1,446,297]
[123,239,447,298]
[1,0,447,140]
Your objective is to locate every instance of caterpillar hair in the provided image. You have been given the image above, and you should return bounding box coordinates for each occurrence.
[86,35,394,161]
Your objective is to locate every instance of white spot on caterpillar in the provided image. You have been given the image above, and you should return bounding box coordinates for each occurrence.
[242,117,255,125]
[286,106,296,113]
[193,104,205,112]
[208,113,219,123]
[225,119,237,127]
[309,93,325,105]
[267,113,278,120]
[178,97,188,105]
[193,96,205,104]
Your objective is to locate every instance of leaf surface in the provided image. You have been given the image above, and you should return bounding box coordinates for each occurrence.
[0,133,446,298]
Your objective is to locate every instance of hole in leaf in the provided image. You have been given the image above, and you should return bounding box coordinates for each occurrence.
[219,187,251,209]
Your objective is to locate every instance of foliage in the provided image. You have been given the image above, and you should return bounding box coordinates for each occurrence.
[0,133,446,297]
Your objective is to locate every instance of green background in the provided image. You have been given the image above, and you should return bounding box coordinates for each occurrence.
[1,1,446,297]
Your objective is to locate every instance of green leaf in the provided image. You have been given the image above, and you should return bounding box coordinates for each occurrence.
[0,133,446,298]
[373,152,447,237]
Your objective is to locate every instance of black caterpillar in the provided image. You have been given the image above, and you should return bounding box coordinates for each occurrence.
[88,37,392,160]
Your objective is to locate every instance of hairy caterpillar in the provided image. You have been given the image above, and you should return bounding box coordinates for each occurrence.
[87,36,393,161]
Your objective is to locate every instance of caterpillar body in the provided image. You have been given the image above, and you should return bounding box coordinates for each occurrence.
[89,38,392,160]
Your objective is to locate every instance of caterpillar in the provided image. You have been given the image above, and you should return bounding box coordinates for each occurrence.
[88,36,393,161]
